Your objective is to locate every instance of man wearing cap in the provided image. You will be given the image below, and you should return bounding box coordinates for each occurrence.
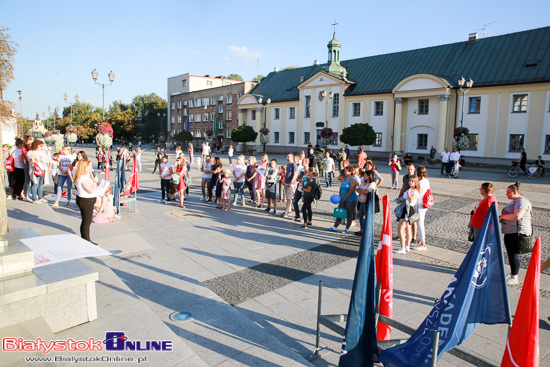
[337,148,347,171]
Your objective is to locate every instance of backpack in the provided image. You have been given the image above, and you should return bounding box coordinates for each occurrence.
[423,188,434,209]
[314,182,322,200]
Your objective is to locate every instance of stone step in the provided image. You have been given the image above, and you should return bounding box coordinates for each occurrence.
[0,228,37,279]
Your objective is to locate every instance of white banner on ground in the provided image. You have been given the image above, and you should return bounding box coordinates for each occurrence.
[20,234,112,267]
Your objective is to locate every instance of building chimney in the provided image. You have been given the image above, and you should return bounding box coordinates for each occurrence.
[274,67,279,72]
[299,76,304,83]
[469,33,478,41]
[314,60,319,65]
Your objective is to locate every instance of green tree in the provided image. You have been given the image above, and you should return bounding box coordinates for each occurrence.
[174,130,193,144]
[109,100,137,140]
[251,75,266,83]
[231,125,257,151]
[62,102,103,141]
[339,123,376,147]
[130,93,168,141]
[227,73,243,81]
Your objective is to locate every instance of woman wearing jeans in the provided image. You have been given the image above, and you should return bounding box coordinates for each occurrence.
[355,170,376,235]
[74,160,99,244]
[327,165,358,234]
[388,154,401,189]
[27,140,50,204]
[499,182,532,285]
[52,145,75,208]
[232,155,247,206]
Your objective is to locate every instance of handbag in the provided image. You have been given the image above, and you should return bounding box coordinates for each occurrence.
[407,206,419,224]
[53,173,59,185]
[5,154,15,172]
[333,202,348,219]
[423,188,434,208]
[33,162,45,177]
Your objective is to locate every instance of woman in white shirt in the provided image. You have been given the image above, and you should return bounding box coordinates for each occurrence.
[74,159,99,244]
[27,140,50,203]
[232,155,247,206]
[412,166,430,251]
[228,145,234,165]
[395,175,419,255]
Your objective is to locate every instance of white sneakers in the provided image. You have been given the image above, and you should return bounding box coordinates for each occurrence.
[412,244,427,251]
[394,248,407,255]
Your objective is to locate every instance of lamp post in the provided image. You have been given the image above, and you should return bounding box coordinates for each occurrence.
[458,76,474,128]
[321,90,333,147]
[91,69,115,121]
[158,112,166,134]
[257,98,271,152]
[63,93,79,125]
[47,106,59,130]
[16,89,22,135]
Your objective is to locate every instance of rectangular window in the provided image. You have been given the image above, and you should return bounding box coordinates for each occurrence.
[374,101,384,116]
[219,95,223,101]
[183,108,187,116]
[203,98,209,106]
[203,113,209,122]
[182,79,187,87]
[171,102,175,110]
[332,93,340,117]
[469,97,481,114]
[218,105,224,113]
[210,113,215,121]
[374,133,382,147]
[171,116,175,124]
[196,114,201,122]
[237,93,242,99]
[196,99,201,107]
[509,134,524,152]
[288,132,295,144]
[274,108,280,120]
[352,103,361,117]
[177,101,182,109]
[289,107,296,119]
[189,100,193,108]
[177,115,182,123]
[303,132,311,144]
[512,94,528,113]
[226,111,233,120]
[418,99,429,115]
[226,129,231,139]
[466,133,478,150]
[184,100,187,106]
[218,120,224,129]
[227,94,233,104]
[211,97,216,105]
[206,80,212,86]
[545,135,550,154]
[189,114,194,122]
[417,133,428,149]
[273,132,280,144]
[305,96,311,118]
[251,110,256,120]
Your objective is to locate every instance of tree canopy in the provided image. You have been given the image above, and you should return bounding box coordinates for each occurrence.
[231,124,257,143]
[252,75,266,83]
[227,73,243,81]
[174,130,193,143]
[339,123,376,147]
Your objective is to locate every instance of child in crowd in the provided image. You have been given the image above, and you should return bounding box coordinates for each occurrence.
[93,187,115,223]
[221,169,232,211]
[278,165,286,202]
[452,160,462,178]
[264,159,278,214]
[49,153,59,197]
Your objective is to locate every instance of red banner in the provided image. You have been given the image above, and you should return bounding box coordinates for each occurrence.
[105,148,110,182]
[375,195,393,340]
[121,156,139,196]
[501,237,541,367]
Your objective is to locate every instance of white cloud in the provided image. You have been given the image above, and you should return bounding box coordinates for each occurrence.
[223,56,230,61]
[229,46,262,60]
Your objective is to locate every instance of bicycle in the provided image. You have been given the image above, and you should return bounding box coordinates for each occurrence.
[507,161,525,178]
[527,166,543,180]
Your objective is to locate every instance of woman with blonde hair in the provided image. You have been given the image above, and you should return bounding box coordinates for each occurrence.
[412,166,430,250]
[255,153,268,208]
[246,156,258,204]
[395,174,419,255]
[74,159,99,244]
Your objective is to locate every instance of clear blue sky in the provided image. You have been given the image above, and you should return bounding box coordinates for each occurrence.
[2,0,549,122]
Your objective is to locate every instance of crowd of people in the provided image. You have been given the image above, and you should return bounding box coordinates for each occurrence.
[3,139,543,284]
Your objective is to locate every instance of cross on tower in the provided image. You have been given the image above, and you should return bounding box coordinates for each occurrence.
[332,21,338,33]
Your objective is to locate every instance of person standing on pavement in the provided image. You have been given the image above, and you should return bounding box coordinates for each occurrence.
[499,182,532,285]
[228,145,234,165]
[440,148,450,176]
[395,174,419,255]
[245,156,258,204]
[430,146,437,160]
[152,146,162,174]
[322,151,335,187]
[388,154,401,189]
[202,142,211,163]
[11,139,25,200]
[307,148,316,171]
[232,155,247,206]
[399,163,418,245]
[27,140,50,204]
[518,148,527,174]
[187,143,194,166]
[282,153,298,218]
[200,155,213,201]
[365,160,383,189]
[264,159,279,214]
[292,158,309,222]
[355,170,376,235]
[22,135,34,201]
[327,165,358,234]
[52,145,75,208]
[357,148,367,169]
[255,154,268,208]
[470,182,498,239]
[159,155,174,203]
[337,148,347,171]
[450,148,461,169]
[412,166,430,251]
[301,168,318,229]
[74,159,99,245]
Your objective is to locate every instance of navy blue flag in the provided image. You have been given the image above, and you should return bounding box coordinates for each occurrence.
[338,192,378,367]
[379,203,511,366]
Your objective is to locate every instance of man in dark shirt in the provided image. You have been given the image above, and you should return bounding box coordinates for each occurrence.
[308,148,316,171]
[429,146,437,160]
[518,148,527,173]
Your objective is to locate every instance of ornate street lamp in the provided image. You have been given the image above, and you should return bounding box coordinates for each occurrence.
[458,76,474,128]
[63,93,79,125]
[91,69,115,120]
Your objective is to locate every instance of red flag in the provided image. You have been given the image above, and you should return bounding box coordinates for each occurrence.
[501,237,541,367]
[105,148,111,182]
[375,195,393,340]
[121,156,139,196]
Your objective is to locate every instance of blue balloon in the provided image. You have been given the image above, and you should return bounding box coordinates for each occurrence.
[330,194,341,205]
